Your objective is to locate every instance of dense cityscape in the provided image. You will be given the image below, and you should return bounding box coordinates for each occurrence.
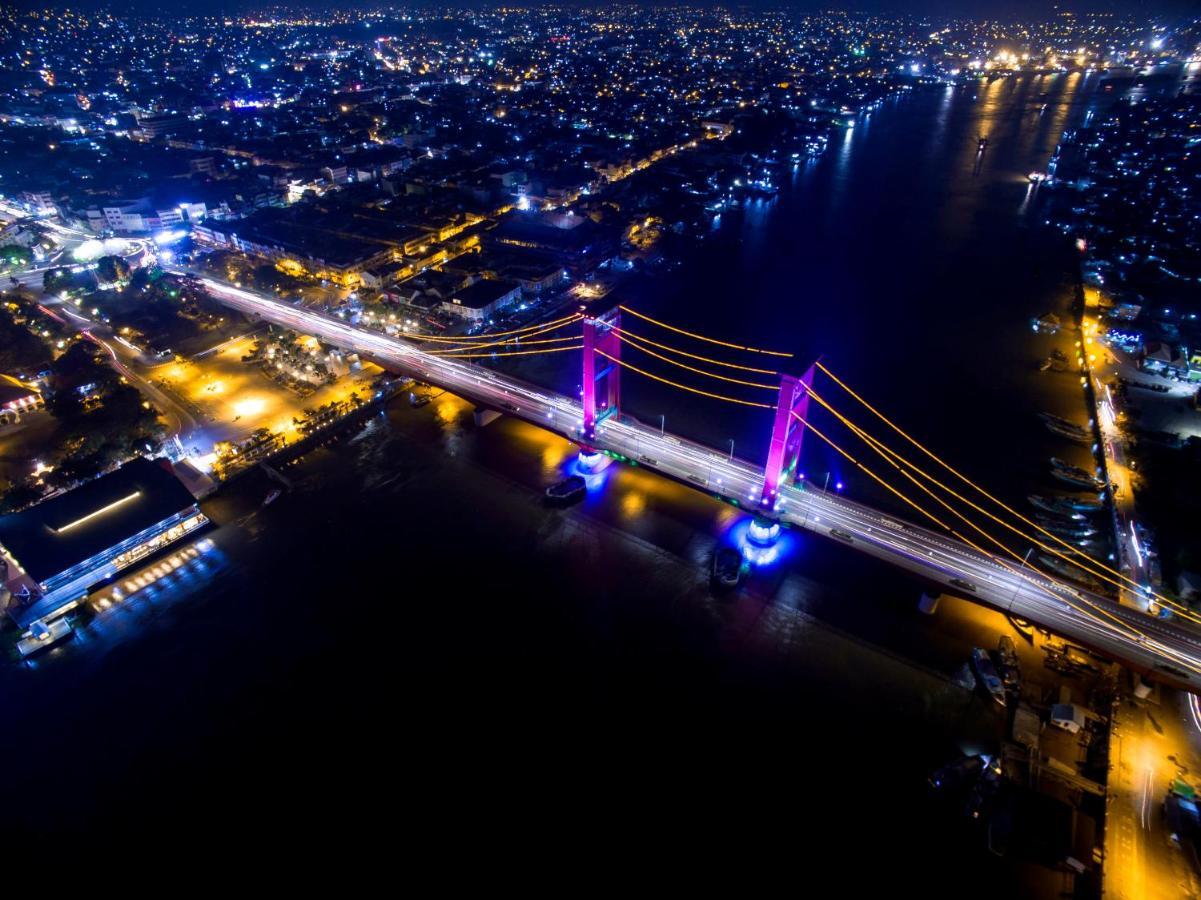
[2,2,1201,889]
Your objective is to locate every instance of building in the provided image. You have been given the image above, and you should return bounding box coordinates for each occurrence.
[443,278,522,321]
[0,374,43,424]
[0,457,207,630]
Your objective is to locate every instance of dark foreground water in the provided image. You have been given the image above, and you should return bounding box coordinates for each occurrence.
[0,74,1154,882]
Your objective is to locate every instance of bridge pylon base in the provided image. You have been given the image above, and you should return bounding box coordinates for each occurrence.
[576,447,612,473]
[747,516,782,548]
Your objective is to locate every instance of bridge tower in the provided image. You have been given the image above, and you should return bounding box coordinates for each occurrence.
[581,310,621,445]
[759,362,817,514]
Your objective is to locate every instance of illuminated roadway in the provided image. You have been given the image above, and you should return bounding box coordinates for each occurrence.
[190,273,1201,690]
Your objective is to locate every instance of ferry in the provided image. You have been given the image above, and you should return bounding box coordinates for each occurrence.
[17,617,74,658]
[1028,171,1048,184]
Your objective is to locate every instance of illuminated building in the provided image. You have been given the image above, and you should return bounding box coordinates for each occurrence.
[0,457,207,630]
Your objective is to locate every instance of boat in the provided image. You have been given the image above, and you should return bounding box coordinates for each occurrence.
[1047,423,1090,444]
[1030,492,1102,513]
[971,648,1007,705]
[1038,554,1104,590]
[997,635,1021,688]
[17,617,74,658]
[1028,171,1048,183]
[545,474,586,505]
[1039,359,1053,372]
[711,547,743,589]
[1052,470,1104,491]
[1007,615,1035,642]
[977,137,989,153]
[1036,517,1098,538]
[1051,458,1103,490]
[1028,495,1090,518]
[1041,412,1088,430]
[262,489,281,507]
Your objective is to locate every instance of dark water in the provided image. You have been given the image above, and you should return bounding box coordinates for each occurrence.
[624,73,1096,504]
[0,75,1136,880]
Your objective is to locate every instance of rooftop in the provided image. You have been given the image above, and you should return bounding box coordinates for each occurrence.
[0,457,198,585]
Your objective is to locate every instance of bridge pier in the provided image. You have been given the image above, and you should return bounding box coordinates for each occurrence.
[918,592,942,615]
[746,516,782,548]
[473,407,501,427]
[576,447,613,473]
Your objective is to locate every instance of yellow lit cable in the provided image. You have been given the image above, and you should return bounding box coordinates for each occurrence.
[816,363,1200,620]
[403,313,582,344]
[820,392,1201,627]
[613,331,778,390]
[595,350,776,409]
[618,305,793,358]
[433,343,584,360]
[426,316,581,354]
[430,334,581,354]
[608,324,779,375]
[791,410,1177,655]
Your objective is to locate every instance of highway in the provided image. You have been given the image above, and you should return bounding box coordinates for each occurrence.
[190,273,1201,689]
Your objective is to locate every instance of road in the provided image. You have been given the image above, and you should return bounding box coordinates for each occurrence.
[189,273,1201,689]
[33,298,200,440]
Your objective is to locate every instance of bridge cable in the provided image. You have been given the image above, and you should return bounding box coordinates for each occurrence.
[612,331,779,390]
[403,313,583,345]
[815,363,1199,621]
[594,350,775,409]
[790,410,1179,659]
[429,334,581,355]
[805,385,1201,627]
[426,343,584,360]
[607,324,779,375]
[424,316,583,354]
[803,401,1180,638]
[617,305,794,358]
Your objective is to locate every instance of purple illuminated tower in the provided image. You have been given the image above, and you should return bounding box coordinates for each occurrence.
[759,362,816,510]
[581,311,621,444]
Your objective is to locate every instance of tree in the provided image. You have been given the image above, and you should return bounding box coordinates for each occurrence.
[96,255,131,285]
[43,266,71,293]
[0,245,32,268]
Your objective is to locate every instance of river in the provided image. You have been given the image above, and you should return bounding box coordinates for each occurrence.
[0,72,1156,882]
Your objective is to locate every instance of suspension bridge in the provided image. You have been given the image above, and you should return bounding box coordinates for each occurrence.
[189,272,1201,691]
